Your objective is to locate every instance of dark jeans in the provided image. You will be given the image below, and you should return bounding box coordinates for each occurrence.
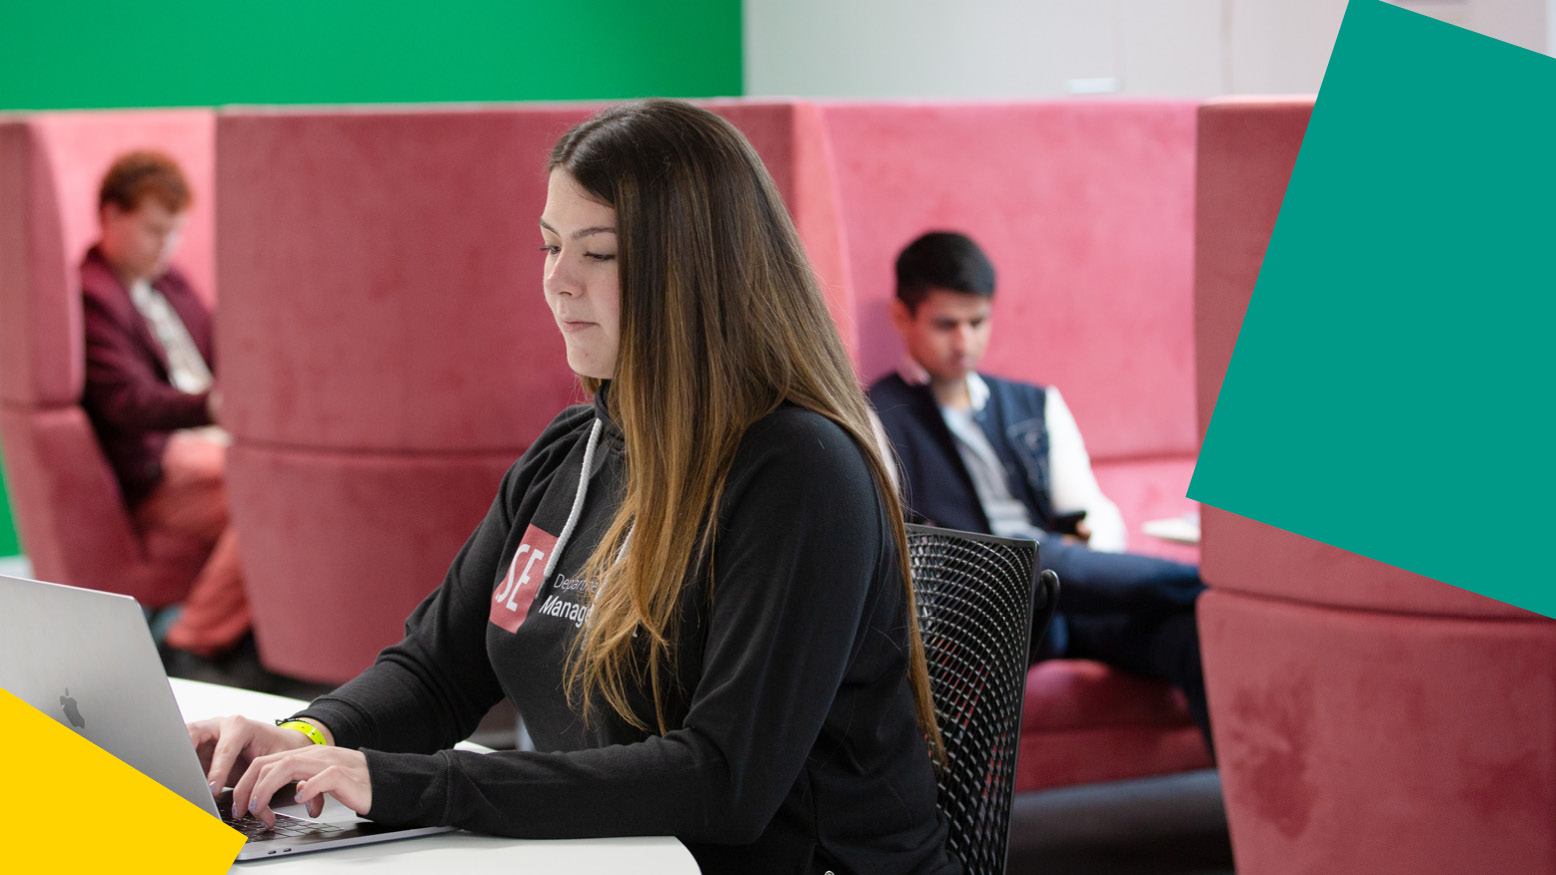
[1033,537,1212,751]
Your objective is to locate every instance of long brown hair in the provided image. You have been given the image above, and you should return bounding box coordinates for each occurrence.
[551,99,942,760]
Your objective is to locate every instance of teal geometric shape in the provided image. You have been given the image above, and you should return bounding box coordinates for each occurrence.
[1190,0,1556,618]
[0,453,18,557]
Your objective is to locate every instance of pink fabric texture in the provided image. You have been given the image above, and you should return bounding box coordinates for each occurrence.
[1195,96,1556,873]
[1201,590,1556,874]
[0,111,216,607]
[216,108,587,453]
[1016,660,1207,792]
[216,108,595,680]
[226,444,519,681]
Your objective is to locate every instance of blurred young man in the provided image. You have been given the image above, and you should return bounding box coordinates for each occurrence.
[869,231,1210,745]
[81,151,251,670]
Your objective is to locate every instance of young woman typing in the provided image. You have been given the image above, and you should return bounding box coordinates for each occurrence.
[187,99,960,875]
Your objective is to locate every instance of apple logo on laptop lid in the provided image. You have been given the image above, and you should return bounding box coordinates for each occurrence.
[60,689,86,729]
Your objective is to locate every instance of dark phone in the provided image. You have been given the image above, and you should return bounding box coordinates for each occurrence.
[1052,510,1088,536]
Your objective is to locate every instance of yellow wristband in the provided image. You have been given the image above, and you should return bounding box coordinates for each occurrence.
[275,719,328,745]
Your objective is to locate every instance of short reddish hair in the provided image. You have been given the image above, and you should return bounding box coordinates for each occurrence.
[98,150,192,213]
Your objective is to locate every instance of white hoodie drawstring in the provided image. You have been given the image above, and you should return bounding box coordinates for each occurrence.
[545,418,602,580]
[542,418,634,642]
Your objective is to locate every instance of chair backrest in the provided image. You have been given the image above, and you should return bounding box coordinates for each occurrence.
[906,523,1057,875]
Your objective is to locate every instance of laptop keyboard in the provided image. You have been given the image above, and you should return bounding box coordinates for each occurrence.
[225,810,348,843]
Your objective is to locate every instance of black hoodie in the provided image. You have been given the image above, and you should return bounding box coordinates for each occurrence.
[297,387,959,875]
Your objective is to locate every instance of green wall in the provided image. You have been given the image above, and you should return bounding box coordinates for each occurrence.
[0,1,742,109]
[0,0,742,556]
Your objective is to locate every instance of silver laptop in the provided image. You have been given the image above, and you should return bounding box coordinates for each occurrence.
[0,574,456,861]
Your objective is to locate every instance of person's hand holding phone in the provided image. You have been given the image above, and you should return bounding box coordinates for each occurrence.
[1053,510,1090,545]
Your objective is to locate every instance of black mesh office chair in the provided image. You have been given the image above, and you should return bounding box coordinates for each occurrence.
[907,524,1060,875]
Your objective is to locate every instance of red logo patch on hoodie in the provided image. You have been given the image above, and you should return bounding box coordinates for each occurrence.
[490,525,558,633]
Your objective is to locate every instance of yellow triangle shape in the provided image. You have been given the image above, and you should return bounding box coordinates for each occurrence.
[0,687,244,873]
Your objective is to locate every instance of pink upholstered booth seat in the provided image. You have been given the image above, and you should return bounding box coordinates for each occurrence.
[1019,660,1215,791]
[215,102,859,684]
[0,110,216,606]
[807,101,1212,791]
[217,107,589,683]
[1195,96,1556,873]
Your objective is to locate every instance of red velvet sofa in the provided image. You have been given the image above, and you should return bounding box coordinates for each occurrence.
[1196,96,1556,873]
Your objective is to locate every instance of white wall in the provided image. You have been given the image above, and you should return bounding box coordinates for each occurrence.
[744,0,1549,98]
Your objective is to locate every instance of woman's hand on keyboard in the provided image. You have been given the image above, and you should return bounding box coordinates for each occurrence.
[188,715,315,799]
[230,745,373,829]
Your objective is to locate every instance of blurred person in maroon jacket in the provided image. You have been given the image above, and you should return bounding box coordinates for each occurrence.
[80,150,251,669]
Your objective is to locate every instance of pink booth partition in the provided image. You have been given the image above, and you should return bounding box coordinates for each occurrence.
[811,101,1212,790]
[0,110,216,606]
[1195,96,1556,873]
[217,107,585,682]
[216,102,855,684]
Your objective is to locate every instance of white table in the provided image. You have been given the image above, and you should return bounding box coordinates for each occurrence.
[171,679,698,874]
[1141,510,1201,546]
